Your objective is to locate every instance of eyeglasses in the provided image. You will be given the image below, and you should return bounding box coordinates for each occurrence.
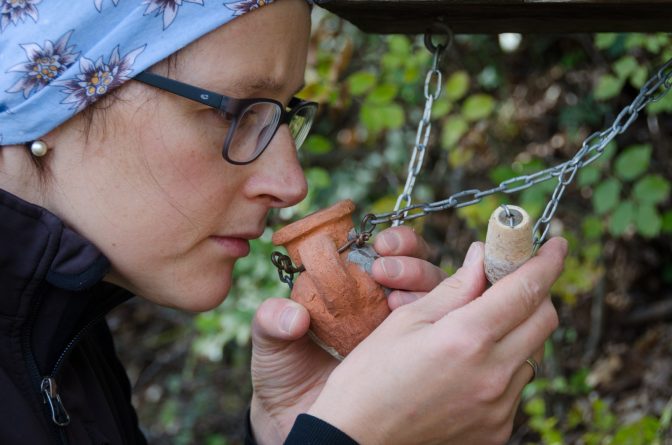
[134,71,318,165]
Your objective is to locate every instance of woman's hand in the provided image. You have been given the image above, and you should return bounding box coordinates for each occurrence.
[249,226,444,444]
[307,237,566,445]
[370,226,449,310]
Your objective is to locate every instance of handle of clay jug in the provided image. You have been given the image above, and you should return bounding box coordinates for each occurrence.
[297,233,358,316]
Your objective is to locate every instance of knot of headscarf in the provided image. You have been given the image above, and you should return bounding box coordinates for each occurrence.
[0,0,309,145]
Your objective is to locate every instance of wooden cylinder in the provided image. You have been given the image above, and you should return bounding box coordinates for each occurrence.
[484,205,534,284]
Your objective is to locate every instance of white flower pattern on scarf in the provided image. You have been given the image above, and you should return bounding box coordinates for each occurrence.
[224,0,274,16]
[0,0,41,31]
[5,30,79,98]
[59,45,145,112]
[93,0,120,12]
[143,0,204,29]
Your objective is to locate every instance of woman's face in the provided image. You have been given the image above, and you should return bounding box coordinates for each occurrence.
[45,0,310,311]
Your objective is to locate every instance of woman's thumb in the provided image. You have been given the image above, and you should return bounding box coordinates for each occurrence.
[251,298,311,353]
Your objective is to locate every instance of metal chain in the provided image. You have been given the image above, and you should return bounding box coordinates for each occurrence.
[392,26,453,226]
[271,215,377,289]
[370,56,672,247]
[272,56,672,287]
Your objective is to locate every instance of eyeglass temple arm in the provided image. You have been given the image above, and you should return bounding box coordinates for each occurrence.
[134,71,226,110]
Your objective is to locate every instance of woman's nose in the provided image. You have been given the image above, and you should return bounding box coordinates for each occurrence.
[245,125,308,207]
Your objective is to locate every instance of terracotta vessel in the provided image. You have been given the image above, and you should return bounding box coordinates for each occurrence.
[272,200,390,359]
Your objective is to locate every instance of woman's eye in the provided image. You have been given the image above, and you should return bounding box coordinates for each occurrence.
[214,109,235,123]
[238,110,259,129]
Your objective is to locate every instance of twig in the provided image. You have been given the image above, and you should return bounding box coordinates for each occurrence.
[583,269,606,363]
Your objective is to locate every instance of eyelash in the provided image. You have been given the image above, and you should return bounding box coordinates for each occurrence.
[214,109,235,123]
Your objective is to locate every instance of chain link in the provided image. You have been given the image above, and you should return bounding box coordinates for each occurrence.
[392,31,451,226]
[372,57,672,247]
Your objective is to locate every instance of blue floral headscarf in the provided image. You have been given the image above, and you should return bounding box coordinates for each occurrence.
[0,0,311,145]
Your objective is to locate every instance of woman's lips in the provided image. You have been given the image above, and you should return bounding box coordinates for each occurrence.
[210,236,251,257]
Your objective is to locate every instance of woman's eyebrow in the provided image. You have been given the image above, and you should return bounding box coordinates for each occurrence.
[228,76,305,97]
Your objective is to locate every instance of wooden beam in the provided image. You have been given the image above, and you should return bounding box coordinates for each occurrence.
[318,0,672,34]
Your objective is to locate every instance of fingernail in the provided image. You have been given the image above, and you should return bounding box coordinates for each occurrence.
[279,306,299,334]
[381,231,400,253]
[463,242,480,267]
[380,257,402,278]
[559,237,569,256]
[394,291,417,305]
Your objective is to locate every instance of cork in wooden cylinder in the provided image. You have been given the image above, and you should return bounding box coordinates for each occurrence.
[484,205,534,284]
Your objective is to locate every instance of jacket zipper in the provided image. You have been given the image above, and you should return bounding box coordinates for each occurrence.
[24,296,108,445]
[41,377,71,427]
[22,290,69,445]
[42,312,108,423]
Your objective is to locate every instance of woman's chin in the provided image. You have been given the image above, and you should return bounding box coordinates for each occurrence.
[160,277,234,312]
[106,262,235,312]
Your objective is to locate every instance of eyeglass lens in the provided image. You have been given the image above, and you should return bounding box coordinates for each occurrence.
[289,105,316,150]
[228,102,280,163]
[227,101,316,163]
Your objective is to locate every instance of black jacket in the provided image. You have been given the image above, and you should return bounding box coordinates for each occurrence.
[0,188,356,445]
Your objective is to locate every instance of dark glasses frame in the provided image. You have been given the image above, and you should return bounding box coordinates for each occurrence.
[134,71,318,165]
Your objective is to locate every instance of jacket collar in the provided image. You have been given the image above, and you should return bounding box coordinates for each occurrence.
[0,188,110,294]
[0,187,132,375]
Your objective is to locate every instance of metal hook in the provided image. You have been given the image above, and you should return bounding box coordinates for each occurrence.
[424,21,453,56]
[500,204,516,228]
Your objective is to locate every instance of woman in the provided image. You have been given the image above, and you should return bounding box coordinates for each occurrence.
[0,0,567,443]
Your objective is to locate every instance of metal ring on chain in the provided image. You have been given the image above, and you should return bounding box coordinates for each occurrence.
[424,21,453,54]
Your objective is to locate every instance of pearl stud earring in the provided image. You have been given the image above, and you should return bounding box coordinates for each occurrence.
[30,140,49,157]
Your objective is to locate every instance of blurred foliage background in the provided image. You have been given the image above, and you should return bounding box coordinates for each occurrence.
[109,8,672,445]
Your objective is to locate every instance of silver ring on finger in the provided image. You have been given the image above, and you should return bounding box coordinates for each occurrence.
[525,357,539,382]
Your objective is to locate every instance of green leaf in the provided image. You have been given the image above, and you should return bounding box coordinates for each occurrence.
[592,140,618,168]
[594,74,624,100]
[366,83,398,104]
[636,203,662,237]
[462,94,495,122]
[444,71,470,101]
[614,144,651,181]
[378,103,405,129]
[524,397,546,417]
[578,166,601,187]
[489,165,516,185]
[432,98,452,118]
[613,55,638,80]
[387,35,411,54]
[302,135,333,155]
[595,33,618,49]
[305,167,331,188]
[441,116,468,149]
[625,34,646,50]
[662,210,672,233]
[609,201,634,236]
[346,71,376,96]
[448,145,474,168]
[381,53,403,71]
[360,103,384,134]
[632,174,671,204]
[582,216,604,239]
[593,178,622,215]
[647,91,672,114]
[612,417,660,445]
[644,34,662,53]
[630,66,648,88]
